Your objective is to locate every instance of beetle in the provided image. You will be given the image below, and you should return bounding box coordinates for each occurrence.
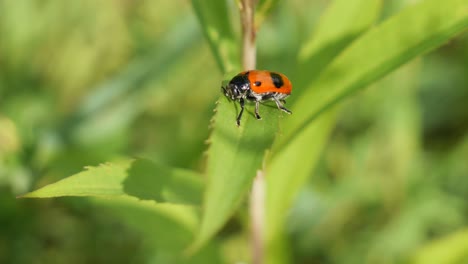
[222,70,292,126]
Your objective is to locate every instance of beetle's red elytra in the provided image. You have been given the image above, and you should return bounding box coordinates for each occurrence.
[222,70,292,126]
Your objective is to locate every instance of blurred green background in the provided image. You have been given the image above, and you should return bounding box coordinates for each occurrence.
[0,0,467,263]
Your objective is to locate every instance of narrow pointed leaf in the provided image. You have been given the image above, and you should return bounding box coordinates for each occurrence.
[266,111,338,264]
[266,0,467,262]
[191,96,283,251]
[267,0,382,233]
[278,0,468,148]
[92,197,224,263]
[94,197,199,251]
[21,159,204,205]
[294,0,382,88]
[192,0,382,253]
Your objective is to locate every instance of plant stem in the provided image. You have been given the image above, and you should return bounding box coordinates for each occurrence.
[240,0,257,71]
[250,170,265,264]
[240,1,263,263]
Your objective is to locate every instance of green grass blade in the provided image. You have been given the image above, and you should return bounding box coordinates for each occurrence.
[279,0,468,148]
[21,159,204,205]
[192,0,239,73]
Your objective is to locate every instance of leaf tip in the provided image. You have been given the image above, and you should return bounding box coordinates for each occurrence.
[16,191,39,199]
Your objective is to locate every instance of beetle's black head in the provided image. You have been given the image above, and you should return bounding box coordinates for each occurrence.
[222,74,250,100]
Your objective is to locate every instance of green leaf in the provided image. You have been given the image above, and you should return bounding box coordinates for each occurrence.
[192,0,381,253]
[94,197,199,251]
[265,0,467,262]
[267,0,382,222]
[22,158,217,262]
[294,0,382,88]
[191,95,284,251]
[265,1,382,263]
[411,228,468,264]
[191,0,240,73]
[21,159,204,205]
[279,0,468,147]
[91,197,224,263]
[266,111,339,264]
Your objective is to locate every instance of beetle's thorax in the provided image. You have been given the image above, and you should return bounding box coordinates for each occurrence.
[225,75,250,100]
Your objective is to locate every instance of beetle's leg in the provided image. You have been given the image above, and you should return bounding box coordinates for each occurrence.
[273,98,292,114]
[236,98,245,126]
[255,101,262,120]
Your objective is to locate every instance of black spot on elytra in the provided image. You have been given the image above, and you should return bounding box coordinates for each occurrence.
[270,72,284,88]
[254,81,262,86]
